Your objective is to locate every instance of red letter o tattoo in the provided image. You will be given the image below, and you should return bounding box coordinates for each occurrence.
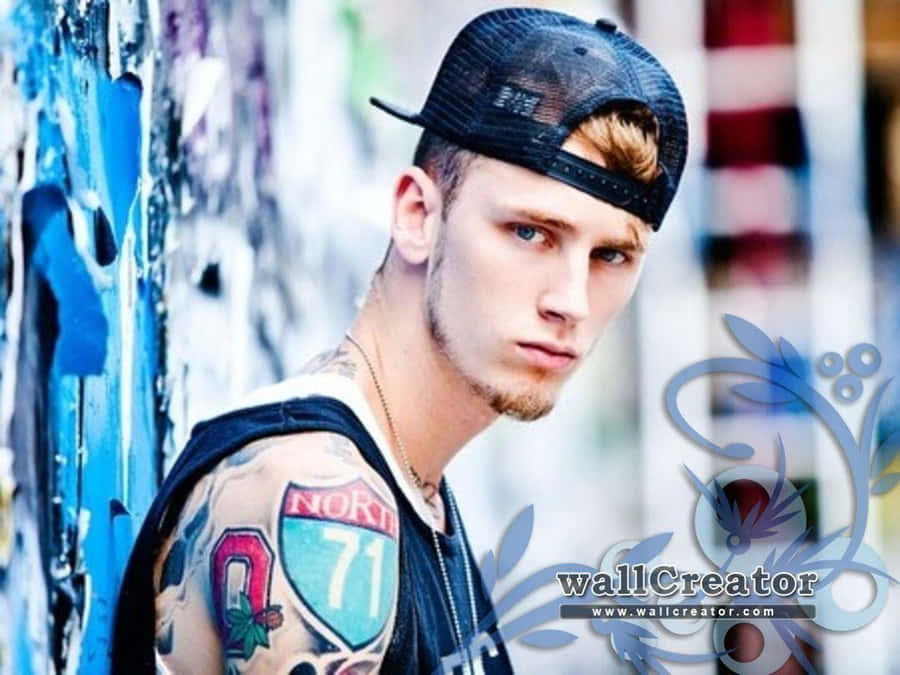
[211,528,274,624]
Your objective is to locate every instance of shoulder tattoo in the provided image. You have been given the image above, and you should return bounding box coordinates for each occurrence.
[278,479,399,650]
[211,528,284,660]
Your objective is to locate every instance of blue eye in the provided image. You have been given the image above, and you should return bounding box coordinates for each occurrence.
[592,248,627,264]
[515,225,538,241]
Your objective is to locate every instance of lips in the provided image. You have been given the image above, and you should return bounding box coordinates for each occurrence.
[516,342,578,371]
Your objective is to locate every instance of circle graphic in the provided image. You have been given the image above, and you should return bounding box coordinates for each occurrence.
[847,343,881,377]
[816,352,843,377]
[807,538,889,631]
[833,374,862,403]
[713,618,791,673]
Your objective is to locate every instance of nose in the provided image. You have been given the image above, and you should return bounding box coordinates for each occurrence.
[537,254,590,325]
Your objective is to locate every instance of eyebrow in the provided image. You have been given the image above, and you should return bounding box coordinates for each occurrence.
[510,208,647,254]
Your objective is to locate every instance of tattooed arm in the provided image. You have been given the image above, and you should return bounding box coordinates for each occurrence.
[154,431,399,675]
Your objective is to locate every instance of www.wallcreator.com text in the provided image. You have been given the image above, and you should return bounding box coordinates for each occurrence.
[560,604,815,619]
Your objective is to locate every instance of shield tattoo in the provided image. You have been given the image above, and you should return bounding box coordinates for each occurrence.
[279,479,399,649]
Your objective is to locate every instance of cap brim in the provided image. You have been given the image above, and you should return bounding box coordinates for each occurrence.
[369,96,424,126]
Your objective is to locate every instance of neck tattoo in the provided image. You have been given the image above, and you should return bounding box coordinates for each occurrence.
[344,331,479,673]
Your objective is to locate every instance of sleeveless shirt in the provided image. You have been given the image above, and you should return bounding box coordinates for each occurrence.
[112,390,514,674]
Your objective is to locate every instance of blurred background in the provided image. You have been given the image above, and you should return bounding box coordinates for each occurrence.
[0,0,899,673]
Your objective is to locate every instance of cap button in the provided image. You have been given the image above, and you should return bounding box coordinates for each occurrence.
[595,18,617,32]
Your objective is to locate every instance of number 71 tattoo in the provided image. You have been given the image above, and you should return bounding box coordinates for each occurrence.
[278,480,399,650]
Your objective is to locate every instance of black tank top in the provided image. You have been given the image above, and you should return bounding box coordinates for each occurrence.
[112,396,514,674]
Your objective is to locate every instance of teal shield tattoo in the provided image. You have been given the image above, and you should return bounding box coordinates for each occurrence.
[279,479,399,649]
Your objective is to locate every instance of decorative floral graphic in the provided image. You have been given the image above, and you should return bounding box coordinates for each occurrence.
[665,315,898,673]
[437,506,722,674]
[441,315,898,675]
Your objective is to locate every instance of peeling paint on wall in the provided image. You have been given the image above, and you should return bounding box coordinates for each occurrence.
[0,0,159,671]
[0,0,379,671]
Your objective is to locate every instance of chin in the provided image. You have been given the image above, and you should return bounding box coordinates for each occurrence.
[494,396,555,421]
[471,377,558,421]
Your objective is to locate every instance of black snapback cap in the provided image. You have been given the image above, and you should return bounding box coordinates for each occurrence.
[371,7,688,230]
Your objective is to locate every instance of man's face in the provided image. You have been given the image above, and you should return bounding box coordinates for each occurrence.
[424,141,652,421]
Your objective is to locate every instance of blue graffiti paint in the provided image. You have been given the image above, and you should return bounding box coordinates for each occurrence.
[24,185,108,375]
[4,0,160,672]
[97,73,142,248]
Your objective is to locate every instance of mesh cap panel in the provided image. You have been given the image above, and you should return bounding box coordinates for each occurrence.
[371,8,688,229]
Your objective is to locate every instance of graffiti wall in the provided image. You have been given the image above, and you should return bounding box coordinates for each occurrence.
[0,0,378,672]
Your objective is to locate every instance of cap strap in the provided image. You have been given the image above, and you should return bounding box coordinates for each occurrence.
[544,149,667,229]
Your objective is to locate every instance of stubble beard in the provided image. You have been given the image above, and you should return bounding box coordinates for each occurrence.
[424,232,555,422]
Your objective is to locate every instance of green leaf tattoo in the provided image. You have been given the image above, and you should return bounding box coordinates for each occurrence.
[225,591,284,660]
[242,630,256,661]
[226,609,247,626]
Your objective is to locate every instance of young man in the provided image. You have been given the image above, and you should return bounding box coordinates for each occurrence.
[113,7,687,674]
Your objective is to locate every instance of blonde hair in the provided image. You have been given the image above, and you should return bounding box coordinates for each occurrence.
[569,103,661,184]
[569,104,661,243]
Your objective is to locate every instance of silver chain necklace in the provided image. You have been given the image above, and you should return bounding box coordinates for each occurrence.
[345,331,479,674]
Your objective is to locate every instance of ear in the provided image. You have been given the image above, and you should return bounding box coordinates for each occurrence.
[390,167,443,266]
